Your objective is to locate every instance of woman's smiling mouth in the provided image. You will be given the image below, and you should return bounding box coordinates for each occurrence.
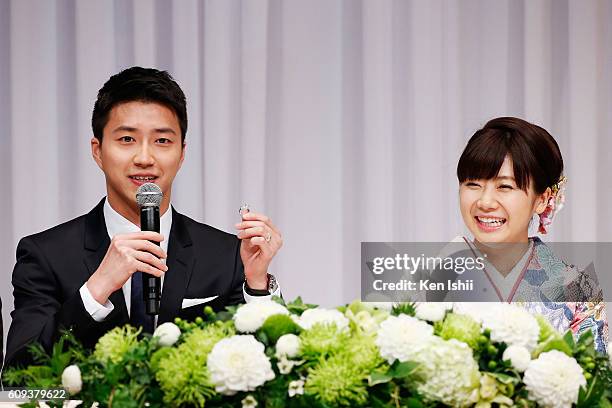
[475,216,507,232]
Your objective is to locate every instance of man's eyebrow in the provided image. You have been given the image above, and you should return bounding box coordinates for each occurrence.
[112,125,138,133]
[153,127,177,135]
[110,126,177,135]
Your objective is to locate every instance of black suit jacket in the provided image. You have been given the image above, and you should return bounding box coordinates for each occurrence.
[5,198,245,368]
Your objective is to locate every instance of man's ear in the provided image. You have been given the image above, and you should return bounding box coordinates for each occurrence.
[535,187,552,214]
[91,137,103,170]
[178,142,186,170]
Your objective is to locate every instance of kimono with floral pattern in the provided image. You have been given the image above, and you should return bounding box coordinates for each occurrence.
[510,237,608,353]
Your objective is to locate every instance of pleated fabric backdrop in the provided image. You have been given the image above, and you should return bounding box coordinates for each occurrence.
[1,0,611,347]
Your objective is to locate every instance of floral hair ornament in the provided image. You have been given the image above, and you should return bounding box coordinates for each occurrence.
[538,176,567,234]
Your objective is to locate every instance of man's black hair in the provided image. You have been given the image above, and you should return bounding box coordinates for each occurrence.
[92,66,187,144]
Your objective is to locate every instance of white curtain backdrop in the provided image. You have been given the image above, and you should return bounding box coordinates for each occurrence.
[1,0,611,348]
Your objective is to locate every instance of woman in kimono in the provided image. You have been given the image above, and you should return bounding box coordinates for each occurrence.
[454,116,608,353]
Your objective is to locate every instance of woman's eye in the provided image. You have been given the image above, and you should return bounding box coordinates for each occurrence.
[465,182,481,188]
[499,184,514,190]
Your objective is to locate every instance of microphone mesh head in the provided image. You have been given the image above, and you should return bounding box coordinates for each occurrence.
[136,183,163,207]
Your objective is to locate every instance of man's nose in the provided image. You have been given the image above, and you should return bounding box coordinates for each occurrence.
[133,144,155,166]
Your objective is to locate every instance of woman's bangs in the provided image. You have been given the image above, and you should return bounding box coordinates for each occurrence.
[457,131,509,183]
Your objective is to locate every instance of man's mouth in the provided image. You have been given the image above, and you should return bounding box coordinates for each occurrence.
[129,176,158,185]
[474,216,507,231]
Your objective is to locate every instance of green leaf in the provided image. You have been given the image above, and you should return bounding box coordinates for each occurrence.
[388,361,419,379]
[562,330,576,350]
[367,371,393,386]
[577,375,606,407]
[405,397,426,408]
[487,372,520,385]
[533,336,574,357]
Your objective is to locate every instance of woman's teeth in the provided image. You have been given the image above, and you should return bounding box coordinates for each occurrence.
[476,216,506,226]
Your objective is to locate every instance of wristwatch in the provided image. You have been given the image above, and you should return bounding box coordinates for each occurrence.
[245,273,278,296]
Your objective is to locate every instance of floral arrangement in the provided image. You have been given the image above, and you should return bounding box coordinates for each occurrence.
[3,298,611,408]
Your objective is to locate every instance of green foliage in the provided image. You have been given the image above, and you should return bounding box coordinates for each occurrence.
[391,302,416,317]
[4,300,611,408]
[284,296,319,315]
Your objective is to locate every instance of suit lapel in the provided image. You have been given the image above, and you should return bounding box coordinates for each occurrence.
[82,198,129,322]
[158,208,195,324]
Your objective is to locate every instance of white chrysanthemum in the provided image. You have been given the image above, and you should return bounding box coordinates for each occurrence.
[207,335,275,395]
[415,302,453,322]
[481,303,540,351]
[61,365,82,395]
[297,308,349,331]
[153,322,181,347]
[415,337,481,407]
[502,345,531,372]
[452,302,496,323]
[275,333,301,358]
[523,350,586,408]
[375,314,435,364]
[233,300,289,333]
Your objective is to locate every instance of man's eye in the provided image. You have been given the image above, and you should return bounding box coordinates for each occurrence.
[120,136,134,142]
[157,138,171,144]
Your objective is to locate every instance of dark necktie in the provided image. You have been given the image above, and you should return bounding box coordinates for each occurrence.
[130,271,154,333]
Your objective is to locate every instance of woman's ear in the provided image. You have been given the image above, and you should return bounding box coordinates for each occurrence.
[535,187,552,214]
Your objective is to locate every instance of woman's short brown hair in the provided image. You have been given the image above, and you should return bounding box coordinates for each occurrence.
[457,117,563,194]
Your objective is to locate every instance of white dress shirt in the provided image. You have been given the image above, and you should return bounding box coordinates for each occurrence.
[79,199,279,322]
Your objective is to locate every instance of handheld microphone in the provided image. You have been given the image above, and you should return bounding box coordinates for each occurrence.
[136,183,163,315]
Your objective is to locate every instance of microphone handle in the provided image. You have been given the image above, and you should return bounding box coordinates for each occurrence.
[140,205,161,315]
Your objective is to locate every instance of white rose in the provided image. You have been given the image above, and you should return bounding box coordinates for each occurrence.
[61,365,82,395]
[502,345,531,372]
[233,300,289,333]
[275,334,301,358]
[297,308,349,331]
[523,350,586,408]
[415,302,452,322]
[207,335,275,395]
[153,322,181,347]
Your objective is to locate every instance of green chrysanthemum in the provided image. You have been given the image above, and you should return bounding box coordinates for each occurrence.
[155,321,234,406]
[341,334,384,372]
[438,313,482,349]
[305,353,369,407]
[299,323,349,359]
[261,314,300,344]
[93,325,140,364]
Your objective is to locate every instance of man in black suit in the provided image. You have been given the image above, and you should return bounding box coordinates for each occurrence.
[5,67,283,368]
